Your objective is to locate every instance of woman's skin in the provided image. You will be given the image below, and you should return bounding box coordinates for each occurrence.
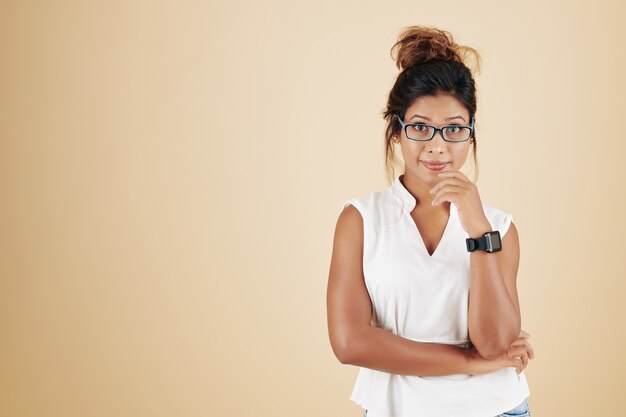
[327,91,534,377]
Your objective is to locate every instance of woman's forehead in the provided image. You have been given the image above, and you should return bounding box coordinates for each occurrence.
[406,93,469,120]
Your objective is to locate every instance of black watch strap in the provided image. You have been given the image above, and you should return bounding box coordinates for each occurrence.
[466,231,502,252]
[466,235,488,252]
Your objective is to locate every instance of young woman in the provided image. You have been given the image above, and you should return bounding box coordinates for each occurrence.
[327,26,534,417]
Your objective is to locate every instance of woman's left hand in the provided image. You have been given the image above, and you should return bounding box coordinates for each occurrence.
[429,171,492,237]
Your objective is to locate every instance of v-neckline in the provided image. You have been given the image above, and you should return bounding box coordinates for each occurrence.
[392,174,457,260]
[409,204,455,259]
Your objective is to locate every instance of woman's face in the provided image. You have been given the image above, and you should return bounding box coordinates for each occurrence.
[395,92,472,186]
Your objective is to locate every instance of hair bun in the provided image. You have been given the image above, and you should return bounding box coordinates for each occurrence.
[390,25,481,74]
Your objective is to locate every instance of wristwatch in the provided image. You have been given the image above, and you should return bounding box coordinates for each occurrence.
[466,230,502,253]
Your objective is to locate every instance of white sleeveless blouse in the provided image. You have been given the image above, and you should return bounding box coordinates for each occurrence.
[342,175,530,417]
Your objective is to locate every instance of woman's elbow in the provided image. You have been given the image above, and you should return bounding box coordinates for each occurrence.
[477,345,506,361]
[330,328,363,364]
[471,336,509,361]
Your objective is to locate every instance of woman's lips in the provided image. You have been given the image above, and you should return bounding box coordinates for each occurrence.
[421,160,449,171]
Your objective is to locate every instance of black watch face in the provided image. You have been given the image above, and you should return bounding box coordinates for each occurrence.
[487,231,502,252]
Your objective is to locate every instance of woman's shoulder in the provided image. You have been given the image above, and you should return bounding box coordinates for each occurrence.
[481,202,514,238]
[341,184,402,227]
[481,202,512,217]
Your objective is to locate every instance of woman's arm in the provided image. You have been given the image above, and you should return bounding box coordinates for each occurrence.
[335,324,472,376]
[467,221,522,360]
[327,204,471,377]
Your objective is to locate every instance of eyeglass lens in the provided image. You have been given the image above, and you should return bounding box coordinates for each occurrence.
[406,125,471,141]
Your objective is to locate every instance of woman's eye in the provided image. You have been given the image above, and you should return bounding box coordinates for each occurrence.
[446,126,460,133]
[412,124,428,131]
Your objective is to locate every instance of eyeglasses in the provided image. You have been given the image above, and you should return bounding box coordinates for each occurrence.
[396,113,475,142]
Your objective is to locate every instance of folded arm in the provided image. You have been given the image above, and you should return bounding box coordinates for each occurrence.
[467,221,522,360]
[327,204,470,376]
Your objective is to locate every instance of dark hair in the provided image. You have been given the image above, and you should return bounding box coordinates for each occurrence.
[382,26,482,184]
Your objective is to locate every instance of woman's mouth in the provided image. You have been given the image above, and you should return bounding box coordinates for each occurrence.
[421,160,449,171]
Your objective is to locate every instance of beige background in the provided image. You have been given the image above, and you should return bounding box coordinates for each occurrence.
[1,0,625,416]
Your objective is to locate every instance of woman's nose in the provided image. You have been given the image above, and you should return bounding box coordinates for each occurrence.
[425,129,448,150]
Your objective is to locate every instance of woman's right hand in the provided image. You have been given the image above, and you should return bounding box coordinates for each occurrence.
[466,330,534,376]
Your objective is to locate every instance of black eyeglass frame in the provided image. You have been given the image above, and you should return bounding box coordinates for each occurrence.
[395,113,475,142]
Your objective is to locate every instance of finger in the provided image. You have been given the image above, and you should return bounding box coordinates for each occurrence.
[510,351,528,373]
[437,171,471,184]
[509,338,534,359]
[431,182,464,195]
[430,179,463,195]
[507,346,528,358]
[431,185,463,203]
[509,338,526,347]
[515,338,534,360]
[432,191,459,206]
[509,357,523,374]
[520,352,528,369]
[511,337,530,346]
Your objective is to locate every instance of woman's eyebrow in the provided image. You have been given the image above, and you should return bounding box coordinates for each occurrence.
[409,114,466,122]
